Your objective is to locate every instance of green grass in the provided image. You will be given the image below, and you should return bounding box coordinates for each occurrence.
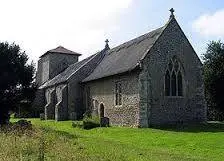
[0,119,224,161]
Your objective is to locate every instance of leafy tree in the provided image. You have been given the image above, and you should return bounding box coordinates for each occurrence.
[0,42,35,124]
[203,40,224,120]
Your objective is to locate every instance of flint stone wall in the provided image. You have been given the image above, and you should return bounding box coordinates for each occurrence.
[85,72,140,127]
[139,18,207,127]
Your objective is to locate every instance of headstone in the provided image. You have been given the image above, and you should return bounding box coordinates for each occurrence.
[40,113,45,120]
[100,117,109,127]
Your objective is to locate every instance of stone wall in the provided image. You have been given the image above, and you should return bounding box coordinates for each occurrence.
[55,84,68,121]
[67,51,107,120]
[139,17,206,126]
[36,53,79,86]
[44,87,56,120]
[43,50,106,120]
[36,53,79,119]
[85,72,140,127]
[49,53,79,80]
[36,55,49,87]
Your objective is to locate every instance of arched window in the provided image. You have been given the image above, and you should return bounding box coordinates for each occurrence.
[165,56,183,96]
[171,71,176,96]
[165,70,170,96]
[177,71,183,96]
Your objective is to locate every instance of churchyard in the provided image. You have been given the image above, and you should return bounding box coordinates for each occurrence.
[0,118,223,161]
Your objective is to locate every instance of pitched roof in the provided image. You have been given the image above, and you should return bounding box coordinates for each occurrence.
[39,53,97,89]
[40,46,81,58]
[83,25,166,82]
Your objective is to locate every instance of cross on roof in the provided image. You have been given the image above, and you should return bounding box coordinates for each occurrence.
[169,8,175,17]
[105,39,110,50]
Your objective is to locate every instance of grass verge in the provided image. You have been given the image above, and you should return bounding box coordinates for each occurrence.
[0,118,223,161]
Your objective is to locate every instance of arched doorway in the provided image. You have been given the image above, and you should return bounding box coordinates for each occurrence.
[99,103,104,118]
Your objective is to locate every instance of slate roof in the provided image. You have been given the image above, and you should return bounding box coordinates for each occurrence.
[39,19,168,88]
[40,46,81,58]
[83,25,166,82]
[39,53,97,89]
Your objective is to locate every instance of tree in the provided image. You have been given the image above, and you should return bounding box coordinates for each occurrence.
[203,40,224,120]
[0,42,35,124]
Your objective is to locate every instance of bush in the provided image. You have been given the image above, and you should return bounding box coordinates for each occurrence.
[0,119,33,135]
[203,41,224,120]
[72,121,83,128]
[83,116,100,130]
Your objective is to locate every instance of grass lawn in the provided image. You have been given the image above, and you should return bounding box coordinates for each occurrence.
[0,119,223,161]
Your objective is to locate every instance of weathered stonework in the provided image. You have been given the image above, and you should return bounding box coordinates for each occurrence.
[45,87,56,120]
[36,53,79,86]
[138,71,152,127]
[85,72,140,127]
[42,49,107,120]
[34,50,79,110]
[139,17,206,126]
[55,84,68,121]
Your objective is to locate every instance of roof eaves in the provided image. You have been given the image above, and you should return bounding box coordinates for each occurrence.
[82,64,140,83]
[39,80,67,89]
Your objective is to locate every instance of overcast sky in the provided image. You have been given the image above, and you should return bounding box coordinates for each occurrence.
[0,0,224,64]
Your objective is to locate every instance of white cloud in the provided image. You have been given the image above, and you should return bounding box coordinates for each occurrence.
[0,0,133,63]
[192,9,224,37]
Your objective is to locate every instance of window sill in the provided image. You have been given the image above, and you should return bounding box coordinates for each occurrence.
[115,105,123,107]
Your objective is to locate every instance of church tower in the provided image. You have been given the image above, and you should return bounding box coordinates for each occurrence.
[36,46,81,87]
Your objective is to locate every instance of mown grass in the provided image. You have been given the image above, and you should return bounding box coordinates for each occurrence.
[0,119,224,161]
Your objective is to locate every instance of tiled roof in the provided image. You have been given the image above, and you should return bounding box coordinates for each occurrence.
[83,25,166,82]
[40,46,81,57]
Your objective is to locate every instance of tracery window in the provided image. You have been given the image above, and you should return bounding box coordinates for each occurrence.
[165,56,183,96]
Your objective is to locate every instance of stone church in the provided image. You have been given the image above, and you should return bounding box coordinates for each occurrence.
[35,9,207,127]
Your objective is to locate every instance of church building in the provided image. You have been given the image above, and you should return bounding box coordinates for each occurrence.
[35,9,207,127]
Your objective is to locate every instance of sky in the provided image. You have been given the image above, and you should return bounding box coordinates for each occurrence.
[0,0,224,64]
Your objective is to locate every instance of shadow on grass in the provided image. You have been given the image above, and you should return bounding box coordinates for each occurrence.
[152,121,224,133]
[41,127,82,139]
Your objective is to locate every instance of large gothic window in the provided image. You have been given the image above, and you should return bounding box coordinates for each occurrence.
[165,56,183,96]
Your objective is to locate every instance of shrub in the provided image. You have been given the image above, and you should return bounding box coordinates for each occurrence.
[0,119,33,136]
[203,41,224,120]
[83,116,100,130]
[72,121,83,128]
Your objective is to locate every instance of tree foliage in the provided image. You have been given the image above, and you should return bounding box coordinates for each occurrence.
[203,40,224,120]
[0,42,35,124]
